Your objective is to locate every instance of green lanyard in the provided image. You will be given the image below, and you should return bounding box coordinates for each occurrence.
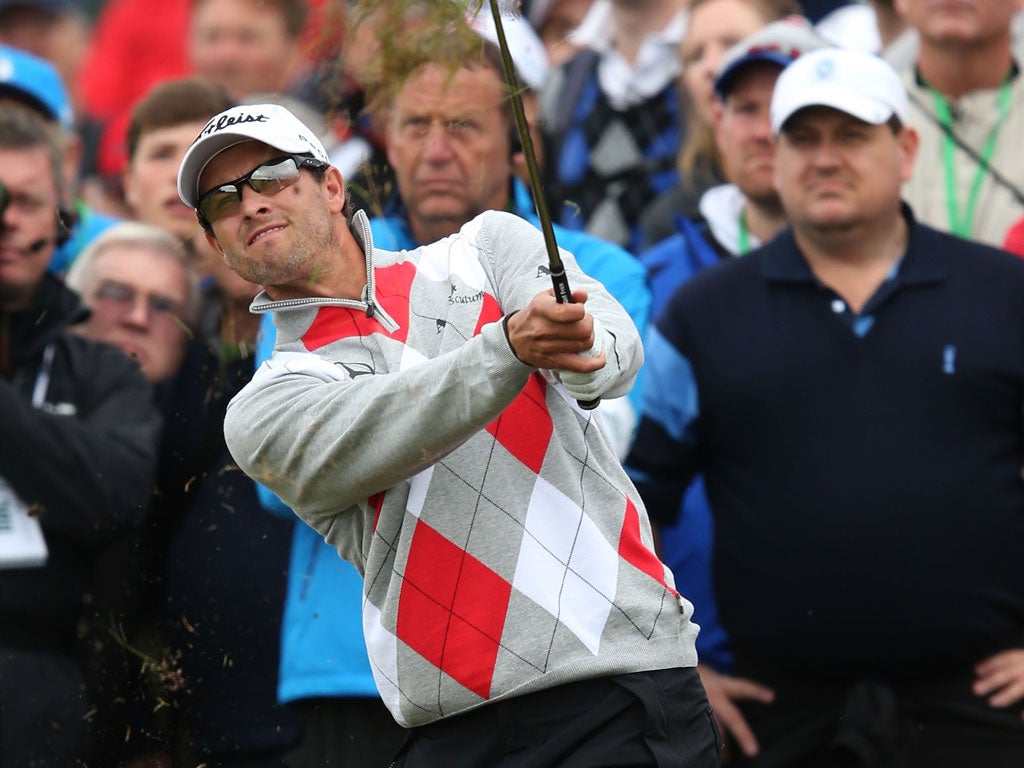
[737,209,750,255]
[932,81,1012,239]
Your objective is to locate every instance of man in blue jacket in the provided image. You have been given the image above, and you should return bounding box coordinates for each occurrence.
[374,35,650,455]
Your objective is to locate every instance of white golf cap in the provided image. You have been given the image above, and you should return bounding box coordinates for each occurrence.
[177,103,330,208]
[770,47,908,135]
[467,5,550,92]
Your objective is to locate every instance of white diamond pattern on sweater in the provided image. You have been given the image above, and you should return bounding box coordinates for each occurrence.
[513,476,617,654]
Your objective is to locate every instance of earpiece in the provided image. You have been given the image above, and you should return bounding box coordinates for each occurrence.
[508,127,523,159]
[55,206,73,247]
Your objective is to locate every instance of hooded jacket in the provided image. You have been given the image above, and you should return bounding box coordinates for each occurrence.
[0,273,160,651]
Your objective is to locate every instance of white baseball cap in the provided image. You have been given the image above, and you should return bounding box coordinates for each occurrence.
[177,103,330,208]
[770,47,908,135]
[467,6,550,92]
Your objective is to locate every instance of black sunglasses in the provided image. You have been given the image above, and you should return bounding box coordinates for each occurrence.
[0,179,8,219]
[197,154,327,227]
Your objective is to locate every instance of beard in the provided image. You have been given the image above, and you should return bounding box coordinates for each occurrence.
[227,204,338,291]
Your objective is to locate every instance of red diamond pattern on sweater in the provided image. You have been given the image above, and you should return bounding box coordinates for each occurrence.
[369,492,386,532]
[486,372,551,474]
[474,291,502,336]
[398,520,512,700]
[302,261,417,350]
[618,497,677,595]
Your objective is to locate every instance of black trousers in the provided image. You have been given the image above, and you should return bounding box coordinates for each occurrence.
[285,696,407,768]
[391,667,721,767]
[0,649,93,768]
[728,663,1024,768]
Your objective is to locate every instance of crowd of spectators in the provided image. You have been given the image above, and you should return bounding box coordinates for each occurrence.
[2,0,1024,765]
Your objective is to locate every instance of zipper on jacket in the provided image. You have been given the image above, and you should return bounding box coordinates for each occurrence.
[249,210,400,332]
[362,284,376,318]
[0,313,9,378]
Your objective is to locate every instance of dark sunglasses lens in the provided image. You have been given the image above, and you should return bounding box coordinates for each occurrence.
[0,179,8,216]
[198,157,305,224]
[249,157,301,193]
[200,186,242,223]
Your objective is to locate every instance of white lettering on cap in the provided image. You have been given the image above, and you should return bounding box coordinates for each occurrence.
[200,111,270,137]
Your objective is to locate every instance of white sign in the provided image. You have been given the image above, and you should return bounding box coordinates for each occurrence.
[0,476,48,569]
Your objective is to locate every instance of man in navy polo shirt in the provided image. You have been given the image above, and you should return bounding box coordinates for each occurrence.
[627,47,1024,767]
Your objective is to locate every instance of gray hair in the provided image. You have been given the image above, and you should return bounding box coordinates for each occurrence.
[0,105,65,203]
[66,222,202,327]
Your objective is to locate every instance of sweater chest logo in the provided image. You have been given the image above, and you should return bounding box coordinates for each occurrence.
[448,284,484,306]
[942,345,957,375]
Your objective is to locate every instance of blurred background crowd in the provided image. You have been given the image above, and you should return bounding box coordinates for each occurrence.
[2,0,1024,766]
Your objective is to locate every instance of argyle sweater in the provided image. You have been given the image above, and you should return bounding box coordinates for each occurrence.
[543,58,682,255]
[224,210,698,727]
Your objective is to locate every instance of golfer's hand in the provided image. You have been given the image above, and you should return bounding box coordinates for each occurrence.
[698,664,775,761]
[505,289,606,372]
[974,649,1024,713]
[559,315,617,401]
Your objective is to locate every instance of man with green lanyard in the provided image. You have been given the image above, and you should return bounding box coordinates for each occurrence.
[897,0,1024,247]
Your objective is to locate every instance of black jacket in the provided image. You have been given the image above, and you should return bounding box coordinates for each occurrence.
[0,273,161,651]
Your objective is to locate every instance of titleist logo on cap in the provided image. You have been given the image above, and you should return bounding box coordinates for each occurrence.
[201,111,270,136]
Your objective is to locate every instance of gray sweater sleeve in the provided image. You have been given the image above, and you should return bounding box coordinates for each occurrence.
[224,320,530,521]
[223,211,641,529]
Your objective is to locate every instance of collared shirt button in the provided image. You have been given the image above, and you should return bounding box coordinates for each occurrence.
[831,299,846,313]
